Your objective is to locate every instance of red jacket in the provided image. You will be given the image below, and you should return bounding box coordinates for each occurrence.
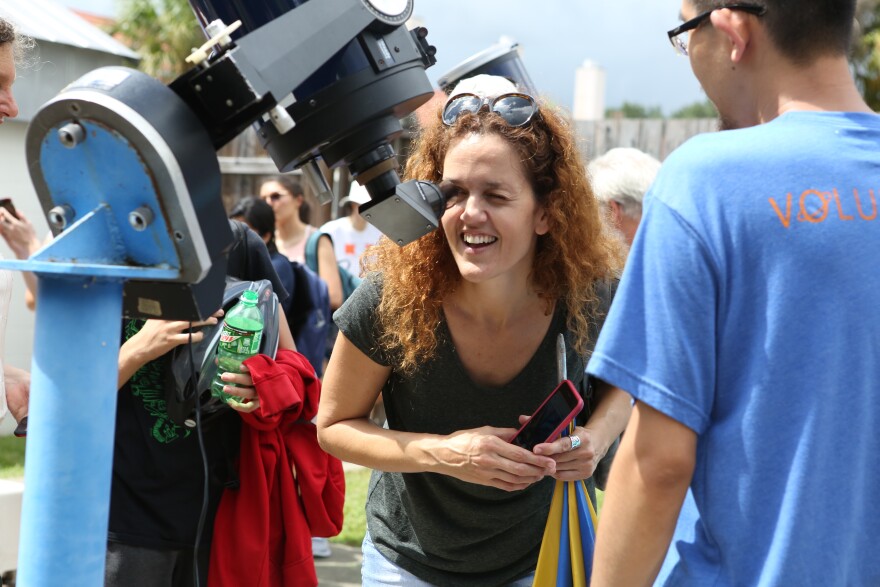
[209,350,345,587]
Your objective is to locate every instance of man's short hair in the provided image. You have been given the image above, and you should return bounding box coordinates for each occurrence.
[691,0,856,62]
[588,148,661,219]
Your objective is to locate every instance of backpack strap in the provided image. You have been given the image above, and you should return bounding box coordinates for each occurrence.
[304,229,326,274]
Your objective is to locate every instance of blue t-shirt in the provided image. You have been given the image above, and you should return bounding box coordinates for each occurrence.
[587,112,880,586]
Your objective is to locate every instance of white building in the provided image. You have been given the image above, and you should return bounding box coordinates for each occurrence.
[572,59,606,122]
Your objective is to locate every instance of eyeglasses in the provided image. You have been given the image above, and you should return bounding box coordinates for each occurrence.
[261,192,285,203]
[667,3,767,56]
[441,92,538,128]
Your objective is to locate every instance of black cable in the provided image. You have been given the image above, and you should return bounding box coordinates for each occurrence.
[188,324,210,587]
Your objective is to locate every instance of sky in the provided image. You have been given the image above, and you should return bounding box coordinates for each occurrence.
[54,0,707,116]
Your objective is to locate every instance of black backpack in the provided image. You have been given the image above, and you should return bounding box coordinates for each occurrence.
[285,260,330,377]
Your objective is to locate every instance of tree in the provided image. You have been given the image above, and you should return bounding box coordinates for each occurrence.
[670,99,717,119]
[110,0,205,82]
[854,0,880,110]
[604,102,663,119]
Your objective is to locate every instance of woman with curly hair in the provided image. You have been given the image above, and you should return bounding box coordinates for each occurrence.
[317,75,632,586]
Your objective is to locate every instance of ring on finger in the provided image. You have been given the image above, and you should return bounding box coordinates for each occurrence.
[570,435,581,451]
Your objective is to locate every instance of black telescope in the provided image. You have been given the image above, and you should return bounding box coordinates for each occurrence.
[178,0,446,246]
[25,0,443,321]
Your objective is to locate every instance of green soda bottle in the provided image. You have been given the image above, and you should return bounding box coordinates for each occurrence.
[211,289,264,403]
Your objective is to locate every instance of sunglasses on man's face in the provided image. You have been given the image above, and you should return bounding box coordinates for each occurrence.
[441,92,539,128]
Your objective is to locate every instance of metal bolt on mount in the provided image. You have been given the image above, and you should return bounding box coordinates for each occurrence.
[47,205,75,231]
[58,123,86,149]
[128,207,154,231]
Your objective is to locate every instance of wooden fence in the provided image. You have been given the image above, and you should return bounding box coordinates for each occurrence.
[574,118,718,162]
[218,118,718,220]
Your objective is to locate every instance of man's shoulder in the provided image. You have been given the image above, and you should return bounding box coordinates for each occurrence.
[319,218,349,236]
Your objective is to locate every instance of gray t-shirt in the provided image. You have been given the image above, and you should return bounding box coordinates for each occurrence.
[334,276,613,586]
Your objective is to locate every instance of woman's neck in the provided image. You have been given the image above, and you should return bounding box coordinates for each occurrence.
[445,278,548,331]
[276,217,308,245]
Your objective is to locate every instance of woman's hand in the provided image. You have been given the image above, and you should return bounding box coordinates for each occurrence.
[526,382,633,482]
[4,365,30,423]
[532,425,605,482]
[219,366,260,414]
[432,426,557,492]
[0,208,40,259]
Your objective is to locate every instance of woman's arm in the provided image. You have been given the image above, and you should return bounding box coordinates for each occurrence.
[317,333,557,491]
[0,208,44,311]
[317,235,343,310]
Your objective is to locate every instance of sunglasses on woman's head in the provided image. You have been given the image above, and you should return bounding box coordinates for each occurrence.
[441,92,539,128]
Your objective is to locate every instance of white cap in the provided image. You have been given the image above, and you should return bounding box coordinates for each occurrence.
[342,182,371,206]
[450,74,518,99]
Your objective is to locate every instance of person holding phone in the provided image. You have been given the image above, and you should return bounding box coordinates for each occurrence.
[317,74,632,586]
[0,16,34,429]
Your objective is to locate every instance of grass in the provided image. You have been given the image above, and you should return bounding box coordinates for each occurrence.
[331,467,370,546]
[0,435,25,479]
[0,438,595,547]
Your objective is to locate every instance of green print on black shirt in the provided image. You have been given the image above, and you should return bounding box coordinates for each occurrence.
[124,320,189,444]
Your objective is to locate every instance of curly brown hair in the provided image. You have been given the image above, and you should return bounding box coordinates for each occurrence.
[364,98,624,374]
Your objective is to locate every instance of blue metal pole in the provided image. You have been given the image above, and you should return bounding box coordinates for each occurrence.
[16,274,124,586]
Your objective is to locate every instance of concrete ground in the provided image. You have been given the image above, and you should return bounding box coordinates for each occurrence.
[314,460,365,585]
[314,542,362,586]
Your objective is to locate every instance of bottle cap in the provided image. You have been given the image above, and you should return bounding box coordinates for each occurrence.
[240,290,259,304]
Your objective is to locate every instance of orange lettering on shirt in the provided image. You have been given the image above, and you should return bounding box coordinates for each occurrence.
[345,244,356,255]
[832,189,854,221]
[797,190,829,224]
[768,194,792,228]
[854,188,878,221]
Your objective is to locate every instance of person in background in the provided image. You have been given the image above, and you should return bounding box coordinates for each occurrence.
[317,74,630,586]
[587,147,660,247]
[322,182,386,426]
[320,181,383,277]
[0,16,32,429]
[107,221,295,586]
[254,182,339,558]
[260,175,343,310]
[228,196,295,320]
[588,1,880,585]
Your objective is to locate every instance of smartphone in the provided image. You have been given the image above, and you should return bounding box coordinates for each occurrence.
[0,198,18,219]
[509,380,584,451]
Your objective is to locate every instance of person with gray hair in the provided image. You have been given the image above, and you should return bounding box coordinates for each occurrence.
[588,147,660,247]
[0,17,21,124]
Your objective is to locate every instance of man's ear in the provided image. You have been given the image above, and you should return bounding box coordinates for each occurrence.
[710,8,751,63]
[608,201,624,231]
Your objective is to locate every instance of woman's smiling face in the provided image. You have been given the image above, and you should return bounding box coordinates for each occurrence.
[441,133,549,285]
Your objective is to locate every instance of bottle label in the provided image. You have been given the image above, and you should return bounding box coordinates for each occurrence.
[219,324,263,355]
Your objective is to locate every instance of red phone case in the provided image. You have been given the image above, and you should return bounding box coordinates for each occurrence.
[509,379,584,449]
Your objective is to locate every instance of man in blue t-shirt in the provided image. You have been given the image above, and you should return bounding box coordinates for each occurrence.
[588,1,880,586]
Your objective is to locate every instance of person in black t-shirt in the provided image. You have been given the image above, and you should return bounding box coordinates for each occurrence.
[106,220,294,587]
